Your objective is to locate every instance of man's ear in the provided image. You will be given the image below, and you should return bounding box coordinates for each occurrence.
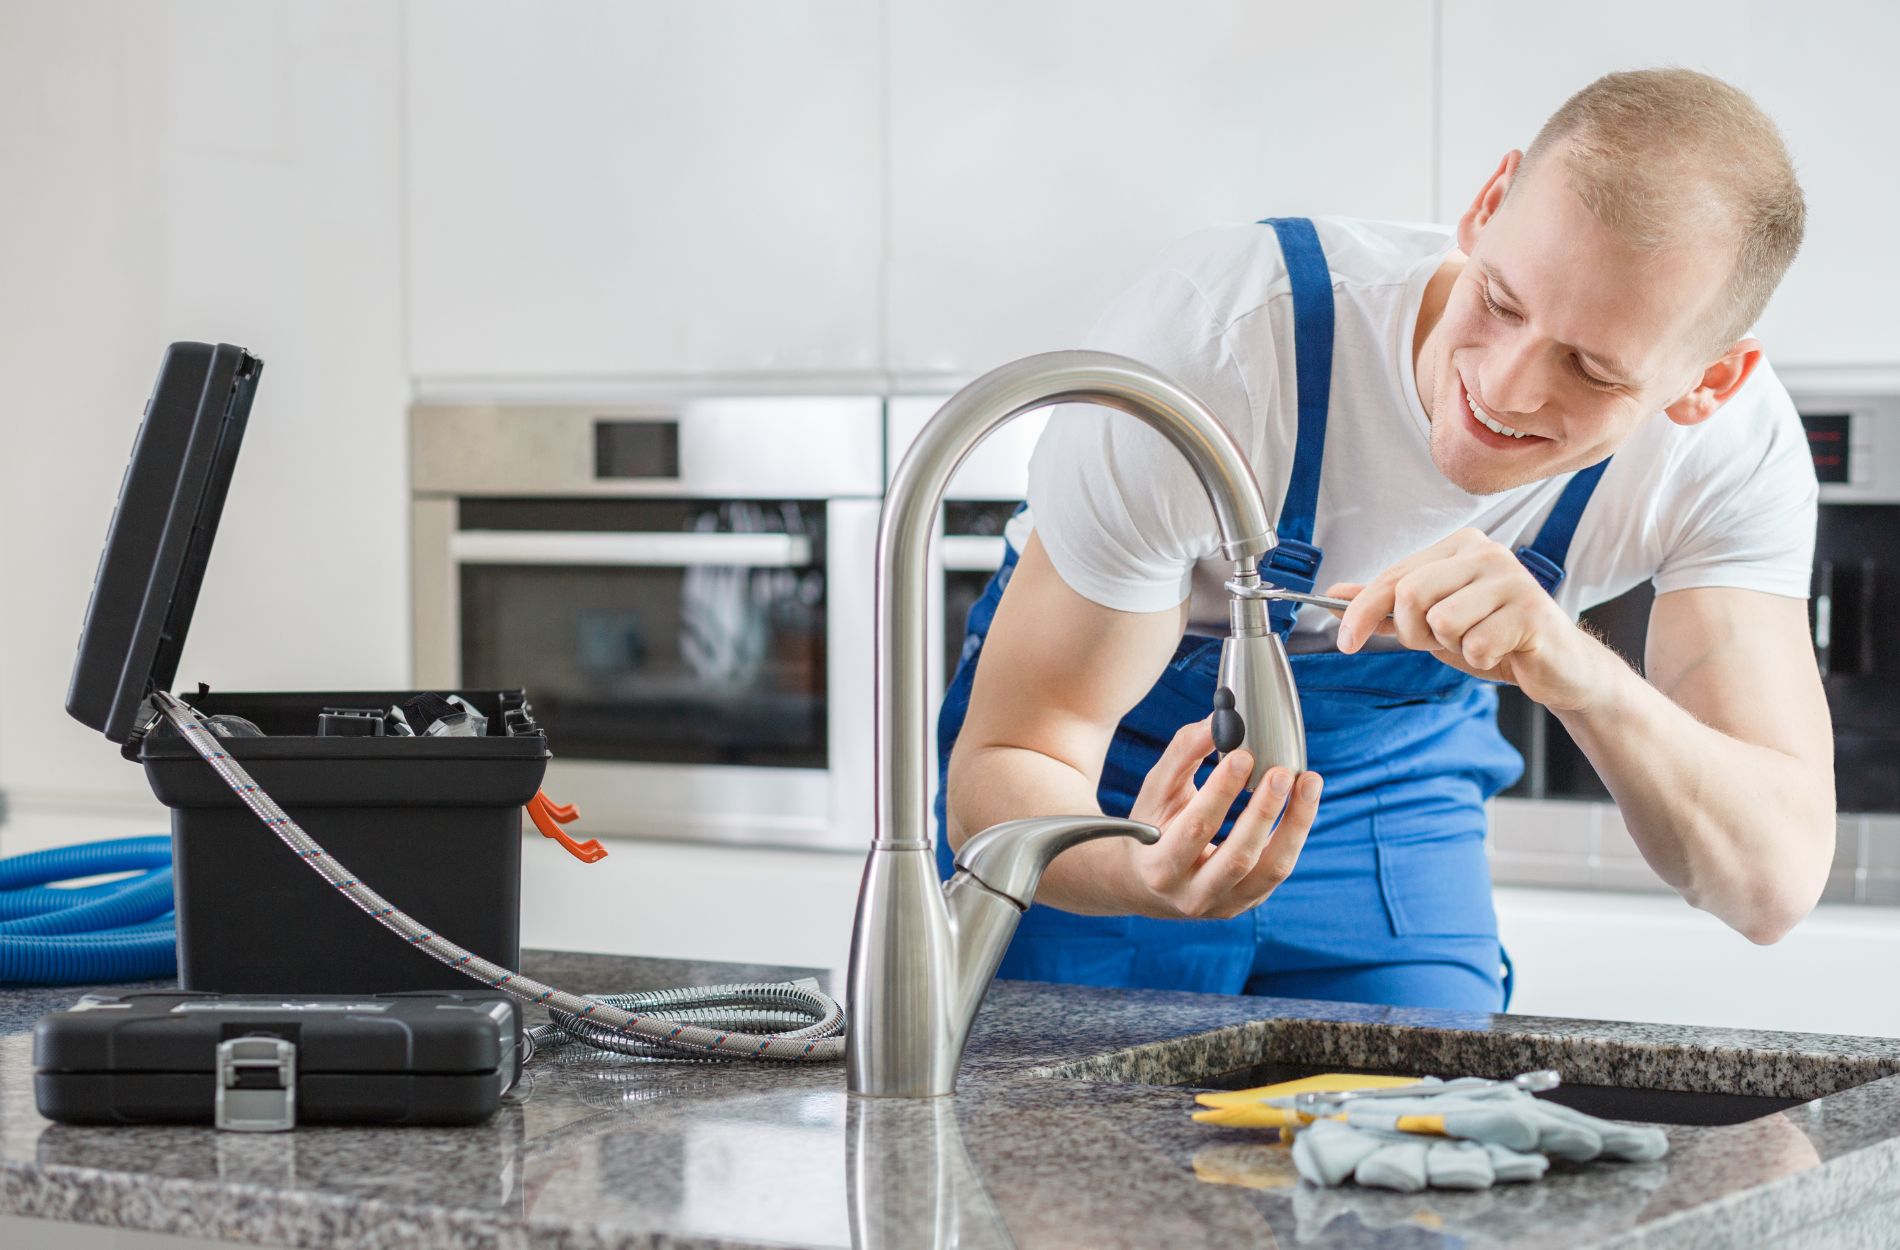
[1456,151,1523,253]
[1664,339,1763,427]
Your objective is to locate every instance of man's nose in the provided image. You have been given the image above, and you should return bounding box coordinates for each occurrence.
[1478,332,1550,419]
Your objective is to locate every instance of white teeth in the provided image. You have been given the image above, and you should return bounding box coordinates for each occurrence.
[1470,399,1530,439]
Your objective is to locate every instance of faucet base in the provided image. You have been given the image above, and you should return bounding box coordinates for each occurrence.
[846,844,962,1098]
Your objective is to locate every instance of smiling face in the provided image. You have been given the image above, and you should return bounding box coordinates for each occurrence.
[1414,148,1739,495]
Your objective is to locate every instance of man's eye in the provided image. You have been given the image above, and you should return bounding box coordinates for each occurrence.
[1570,357,1619,391]
[1480,286,1519,321]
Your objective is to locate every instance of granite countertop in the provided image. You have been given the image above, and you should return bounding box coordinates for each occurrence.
[5,950,1900,1249]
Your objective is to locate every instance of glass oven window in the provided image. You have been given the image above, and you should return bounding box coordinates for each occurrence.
[941,501,1021,682]
[1497,504,1900,814]
[458,499,827,767]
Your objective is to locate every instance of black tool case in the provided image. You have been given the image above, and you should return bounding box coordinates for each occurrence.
[34,990,520,1128]
[65,342,550,994]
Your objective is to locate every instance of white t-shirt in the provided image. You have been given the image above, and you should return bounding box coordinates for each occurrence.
[1010,217,1818,651]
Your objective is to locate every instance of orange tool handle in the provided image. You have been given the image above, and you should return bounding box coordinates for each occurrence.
[527,790,606,863]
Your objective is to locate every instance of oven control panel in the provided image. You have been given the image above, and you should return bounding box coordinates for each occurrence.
[1793,391,1900,504]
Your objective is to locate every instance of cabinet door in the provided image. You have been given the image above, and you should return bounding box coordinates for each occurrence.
[1440,0,1900,367]
[886,1,1437,379]
[1496,887,1900,1036]
[404,1,883,379]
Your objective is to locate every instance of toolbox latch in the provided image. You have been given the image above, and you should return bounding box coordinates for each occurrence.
[215,1036,297,1132]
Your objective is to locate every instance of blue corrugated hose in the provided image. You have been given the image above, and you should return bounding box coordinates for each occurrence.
[0,836,176,985]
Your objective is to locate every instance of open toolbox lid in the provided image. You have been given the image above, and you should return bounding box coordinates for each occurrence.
[65,342,261,745]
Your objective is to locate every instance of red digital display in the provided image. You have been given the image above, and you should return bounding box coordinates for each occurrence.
[1802,414,1851,484]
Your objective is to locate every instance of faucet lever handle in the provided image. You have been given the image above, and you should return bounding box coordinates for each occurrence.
[953,816,1160,908]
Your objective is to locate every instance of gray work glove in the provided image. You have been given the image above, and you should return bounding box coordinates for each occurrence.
[1290,1087,1667,1193]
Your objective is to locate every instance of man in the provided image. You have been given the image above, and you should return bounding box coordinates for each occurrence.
[933,68,1834,1012]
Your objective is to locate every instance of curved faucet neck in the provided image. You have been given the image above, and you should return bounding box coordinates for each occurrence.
[872,351,1278,854]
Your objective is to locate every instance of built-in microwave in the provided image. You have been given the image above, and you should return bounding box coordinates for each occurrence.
[410,400,880,850]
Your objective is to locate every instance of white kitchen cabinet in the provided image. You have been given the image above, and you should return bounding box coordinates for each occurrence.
[403,0,883,382]
[520,836,863,973]
[885,0,1438,381]
[1440,0,1900,367]
[1497,887,1900,1037]
[0,1,408,810]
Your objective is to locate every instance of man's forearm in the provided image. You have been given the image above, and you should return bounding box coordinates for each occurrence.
[946,744,1135,915]
[1553,641,1834,942]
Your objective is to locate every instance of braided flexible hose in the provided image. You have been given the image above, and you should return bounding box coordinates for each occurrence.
[151,691,845,1062]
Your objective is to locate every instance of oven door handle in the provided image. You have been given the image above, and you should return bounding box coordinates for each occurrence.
[939,535,1009,573]
[449,530,815,568]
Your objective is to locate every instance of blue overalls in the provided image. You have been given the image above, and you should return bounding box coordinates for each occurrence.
[933,218,1610,1012]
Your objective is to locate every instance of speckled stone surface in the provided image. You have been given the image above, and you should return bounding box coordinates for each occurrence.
[6,949,1900,1249]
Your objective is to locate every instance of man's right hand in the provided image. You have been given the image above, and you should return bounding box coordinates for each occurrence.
[1117,718,1322,920]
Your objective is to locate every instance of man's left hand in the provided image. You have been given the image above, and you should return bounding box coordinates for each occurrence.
[1328,527,1614,712]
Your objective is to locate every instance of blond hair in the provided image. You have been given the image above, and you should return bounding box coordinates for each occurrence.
[1519,68,1805,358]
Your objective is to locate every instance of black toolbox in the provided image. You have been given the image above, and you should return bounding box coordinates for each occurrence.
[65,342,550,994]
[34,990,521,1128]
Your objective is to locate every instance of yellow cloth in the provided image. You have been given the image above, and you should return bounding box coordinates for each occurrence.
[1192,1072,1422,1129]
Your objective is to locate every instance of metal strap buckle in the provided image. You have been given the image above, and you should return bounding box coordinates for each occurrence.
[215,1037,297,1132]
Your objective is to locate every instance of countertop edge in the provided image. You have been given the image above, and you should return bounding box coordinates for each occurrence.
[0,1159,543,1249]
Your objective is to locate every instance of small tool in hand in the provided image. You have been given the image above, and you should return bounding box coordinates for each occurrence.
[1222,578,1393,618]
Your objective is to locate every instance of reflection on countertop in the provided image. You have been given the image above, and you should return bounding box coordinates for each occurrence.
[5,949,1900,1249]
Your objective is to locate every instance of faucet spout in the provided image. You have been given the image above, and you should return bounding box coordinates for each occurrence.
[846,351,1281,1098]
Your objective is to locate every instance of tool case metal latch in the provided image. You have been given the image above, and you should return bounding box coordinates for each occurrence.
[215,1037,297,1132]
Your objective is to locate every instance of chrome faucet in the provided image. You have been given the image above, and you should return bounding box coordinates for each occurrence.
[846,350,1303,1098]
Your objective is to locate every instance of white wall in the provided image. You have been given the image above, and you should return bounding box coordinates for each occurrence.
[882,0,1437,379]
[403,0,885,382]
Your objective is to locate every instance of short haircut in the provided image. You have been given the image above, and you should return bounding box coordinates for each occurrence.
[1518,68,1806,358]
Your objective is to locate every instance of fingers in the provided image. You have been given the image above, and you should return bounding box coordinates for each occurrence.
[1179,767,1290,914]
[1335,530,1487,653]
[1386,561,1483,653]
[1320,581,1365,611]
[1159,716,1216,771]
[1336,582,1393,654]
[1130,717,1216,822]
[1151,748,1253,880]
[1243,770,1321,895]
[1323,582,1401,647]
[1446,610,1523,674]
[1182,768,1324,918]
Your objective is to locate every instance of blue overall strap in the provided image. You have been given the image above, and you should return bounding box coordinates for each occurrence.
[1515,457,1611,594]
[1258,217,1334,636]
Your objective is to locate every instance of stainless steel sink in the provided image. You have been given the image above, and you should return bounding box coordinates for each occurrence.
[1182,1060,1812,1126]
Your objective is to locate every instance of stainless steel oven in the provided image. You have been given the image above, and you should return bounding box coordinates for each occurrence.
[411,400,880,849]
[1495,387,1900,816]
[1488,385,1900,901]
[886,396,1046,778]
